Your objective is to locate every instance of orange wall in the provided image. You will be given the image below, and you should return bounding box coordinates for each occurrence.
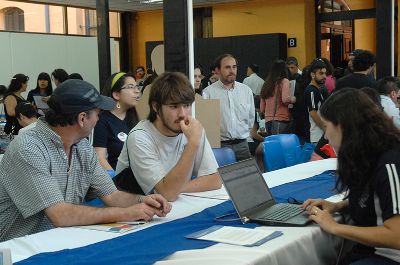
[131,0,383,72]
[348,0,376,53]
[212,0,314,68]
[133,10,164,69]
[133,0,315,70]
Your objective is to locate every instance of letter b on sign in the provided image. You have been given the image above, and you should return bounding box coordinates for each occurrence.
[288,38,297,48]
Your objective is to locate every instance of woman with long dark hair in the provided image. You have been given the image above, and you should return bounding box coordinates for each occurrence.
[3,74,29,135]
[93,72,140,171]
[260,59,296,135]
[303,88,400,265]
[27,72,53,115]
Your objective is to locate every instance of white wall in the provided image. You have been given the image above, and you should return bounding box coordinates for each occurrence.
[0,31,117,97]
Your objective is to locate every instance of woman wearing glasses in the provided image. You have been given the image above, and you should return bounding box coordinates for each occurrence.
[93,72,140,173]
[3,74,29,135]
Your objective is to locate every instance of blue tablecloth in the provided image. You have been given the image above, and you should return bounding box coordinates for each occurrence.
[17,170,337,265]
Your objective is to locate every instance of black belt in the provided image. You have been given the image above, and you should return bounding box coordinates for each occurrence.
[221,139,246,145]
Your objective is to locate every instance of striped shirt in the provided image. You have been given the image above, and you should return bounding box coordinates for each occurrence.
[304,84,325,143]
[348,145,400,262]
[0,118,116,242]
[202,80,255,141]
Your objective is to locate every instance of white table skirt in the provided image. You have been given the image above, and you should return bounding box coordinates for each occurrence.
[0,158,340,265]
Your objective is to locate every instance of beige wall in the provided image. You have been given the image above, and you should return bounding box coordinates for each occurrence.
[0,1,120,36]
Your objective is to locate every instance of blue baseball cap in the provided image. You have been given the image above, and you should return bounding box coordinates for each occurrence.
[49,79,116,114]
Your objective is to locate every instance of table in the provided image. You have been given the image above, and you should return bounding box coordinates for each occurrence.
[0,158,341,265]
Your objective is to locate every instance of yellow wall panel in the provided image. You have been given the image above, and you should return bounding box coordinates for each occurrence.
[212,0,311,68]
[134,10,164,68]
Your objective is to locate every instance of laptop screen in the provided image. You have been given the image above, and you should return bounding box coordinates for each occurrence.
[220,160,273,214]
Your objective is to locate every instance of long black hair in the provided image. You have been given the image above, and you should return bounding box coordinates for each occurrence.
[260,59,288,99]
[5,74,29,97]
[33,72,53,94]
[102,72,139,130]
[320,88,400,193]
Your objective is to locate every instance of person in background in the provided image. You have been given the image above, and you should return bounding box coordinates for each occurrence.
[204,64,219,87]
[260,59,296,135]
[304,59,327,144]
[116,72,221,201]
[141,68,157,93]
[3,74,29,135]
[346,49,364,73]
[248,95,266,171]
[203,54,255,161]
[27,72,53,115]
[286,56,302,78]
[320,58,335,94]
[291,65,311,143]
[93,72,140,174]
[51,68,69,87]
[0,85,7,125]
[135,66,146,86]
[376,76,400,128]
[194,64,204,95]
[0,79,171,242]
[303,88,400,265]
[310,86,383,161]
[15,102,37,134]
[68,73,83,80]
[335,50,376,91]
[333,67,346,81]
[243,64,264,96]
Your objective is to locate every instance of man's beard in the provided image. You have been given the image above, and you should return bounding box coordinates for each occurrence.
[159,111,182,134]
[315,79,326,85]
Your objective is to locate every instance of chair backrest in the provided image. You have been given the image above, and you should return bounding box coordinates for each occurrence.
[263,134,302,171]
[277,134,301,167]
[263,138,286,171]
[212,147,237,167]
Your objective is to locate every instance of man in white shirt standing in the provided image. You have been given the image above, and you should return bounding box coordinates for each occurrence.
[243,64,264,96]
[203,54,255,161]
[377,76,400,128]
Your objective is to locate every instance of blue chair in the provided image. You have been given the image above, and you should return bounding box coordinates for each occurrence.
[263,134,303,172]
[212,147,237,167]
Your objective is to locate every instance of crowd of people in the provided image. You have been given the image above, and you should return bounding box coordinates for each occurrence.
[0,50,399,265]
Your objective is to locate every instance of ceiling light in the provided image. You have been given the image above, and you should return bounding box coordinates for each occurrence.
[140,0,163,4]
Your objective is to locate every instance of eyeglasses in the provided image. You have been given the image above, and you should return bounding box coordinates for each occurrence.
[121,84,139,90]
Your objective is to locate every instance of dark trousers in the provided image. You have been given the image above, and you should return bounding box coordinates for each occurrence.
[221,140,251,161]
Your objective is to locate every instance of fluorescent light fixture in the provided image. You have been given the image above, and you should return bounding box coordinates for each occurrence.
[140,0,163,4]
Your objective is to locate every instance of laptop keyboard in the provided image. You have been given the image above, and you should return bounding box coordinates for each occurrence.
[261,204,304,221]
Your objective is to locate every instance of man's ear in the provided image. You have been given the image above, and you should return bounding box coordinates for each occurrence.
[311,72,315,79]
[77,112,86,127]
[390,90,397,101]
[152,102,158,114]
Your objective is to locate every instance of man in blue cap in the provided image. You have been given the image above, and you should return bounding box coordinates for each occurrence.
[0,79,171,242]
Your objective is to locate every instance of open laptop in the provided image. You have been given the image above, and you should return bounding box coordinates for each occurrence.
[218,158,310,226]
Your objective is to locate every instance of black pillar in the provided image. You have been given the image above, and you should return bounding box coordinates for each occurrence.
[376,0,394,78]
[315,0,321,57]
[120,12,133,72]
[163,0,190,75]
[96,0,111,91]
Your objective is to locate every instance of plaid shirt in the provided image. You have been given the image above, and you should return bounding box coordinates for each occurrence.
[0,118,116,242]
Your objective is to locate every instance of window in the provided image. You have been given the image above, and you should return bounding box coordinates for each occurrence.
[4,7,24,31]
[0,1,120,38]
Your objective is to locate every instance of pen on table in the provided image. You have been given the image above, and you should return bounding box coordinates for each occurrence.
[118,221,147,225]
